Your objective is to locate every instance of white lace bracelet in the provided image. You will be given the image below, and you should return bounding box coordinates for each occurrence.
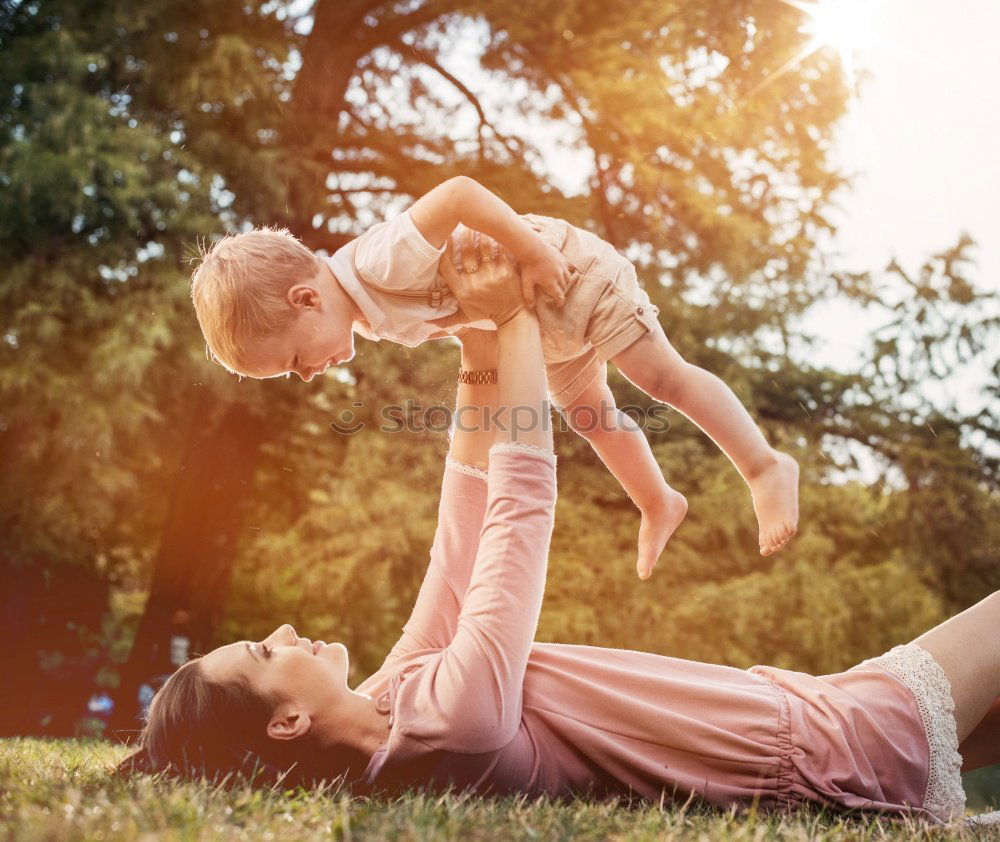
[489,441,557,467]
[445,457,488,481]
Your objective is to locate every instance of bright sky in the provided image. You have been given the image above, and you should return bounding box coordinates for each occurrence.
[799,0,999,420]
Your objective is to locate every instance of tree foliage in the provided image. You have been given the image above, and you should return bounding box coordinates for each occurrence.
[0,0,996,730]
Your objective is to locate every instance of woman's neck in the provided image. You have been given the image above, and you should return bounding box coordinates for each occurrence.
[318,689,392,759]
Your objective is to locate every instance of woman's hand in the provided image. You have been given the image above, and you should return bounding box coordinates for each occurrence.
[443,232,526,327]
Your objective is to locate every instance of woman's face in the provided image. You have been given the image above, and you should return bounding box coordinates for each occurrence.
[200,624,352,739]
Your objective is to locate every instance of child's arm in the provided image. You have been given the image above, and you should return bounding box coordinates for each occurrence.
[409,176,570,307]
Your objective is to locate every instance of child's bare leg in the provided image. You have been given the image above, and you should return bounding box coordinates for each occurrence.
[613,327,799,556]
[562,368,688,579]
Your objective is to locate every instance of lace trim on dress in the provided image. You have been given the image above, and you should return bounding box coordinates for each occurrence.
[849,642,966,822]
[489,441,557,467]
[445,457,488,481]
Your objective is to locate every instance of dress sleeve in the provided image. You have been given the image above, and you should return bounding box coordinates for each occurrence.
[380,456,490,670]
[392,443,557,752]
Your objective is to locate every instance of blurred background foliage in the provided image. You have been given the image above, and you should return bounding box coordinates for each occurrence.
[0,2,997,802]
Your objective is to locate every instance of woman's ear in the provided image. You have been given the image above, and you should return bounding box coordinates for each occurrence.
[267,706,312,741]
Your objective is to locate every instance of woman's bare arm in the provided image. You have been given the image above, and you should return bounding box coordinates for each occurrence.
[444,247,552,452]
[450,306,555,461]
[493,310,552,452]
[378,310,508,666]
[379,341,498,665]
[380,259,555,690]
[448,329,499,471]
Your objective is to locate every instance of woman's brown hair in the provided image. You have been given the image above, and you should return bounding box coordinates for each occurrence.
[115,657,369,790]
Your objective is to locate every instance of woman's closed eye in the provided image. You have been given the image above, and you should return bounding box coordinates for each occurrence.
[262,644,273,658]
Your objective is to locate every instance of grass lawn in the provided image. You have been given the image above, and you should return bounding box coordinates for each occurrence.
[1,739,998,840]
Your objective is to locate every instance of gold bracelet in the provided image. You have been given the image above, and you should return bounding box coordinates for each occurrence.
[457,368,498,385]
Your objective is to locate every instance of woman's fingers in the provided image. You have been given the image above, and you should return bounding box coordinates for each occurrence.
[471,231,485,270]
[459,229,510,275]
[458,228,478,275]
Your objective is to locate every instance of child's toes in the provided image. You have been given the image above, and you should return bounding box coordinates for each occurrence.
[761,526,788,556]
[764,526,781,549]
[765,523,797,555]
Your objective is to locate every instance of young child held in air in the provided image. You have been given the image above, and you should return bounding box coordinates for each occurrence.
[190,176,799,579]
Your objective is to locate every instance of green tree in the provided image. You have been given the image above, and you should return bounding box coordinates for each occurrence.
[0,0,348,730]
[0,0,996,737]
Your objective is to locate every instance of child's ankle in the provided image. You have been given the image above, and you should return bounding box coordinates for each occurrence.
[744,448,781,482]
[637,484,684,515]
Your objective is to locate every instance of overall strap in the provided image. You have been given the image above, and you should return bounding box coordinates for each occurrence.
[351,241,454,308]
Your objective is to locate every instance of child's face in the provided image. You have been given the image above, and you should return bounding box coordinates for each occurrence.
[242,263,358,381]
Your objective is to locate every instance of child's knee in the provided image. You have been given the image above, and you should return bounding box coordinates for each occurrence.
[645,361,696,405]
[561,400,605,439]
[562,399,638,439]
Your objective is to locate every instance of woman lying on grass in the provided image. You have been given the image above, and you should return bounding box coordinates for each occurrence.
[120,253,1000,827]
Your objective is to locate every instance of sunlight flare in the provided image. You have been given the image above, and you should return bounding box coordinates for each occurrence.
[750,0,883,97]
[798,0,877,60]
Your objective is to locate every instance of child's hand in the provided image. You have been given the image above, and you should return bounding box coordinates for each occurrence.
[518,241,570,308]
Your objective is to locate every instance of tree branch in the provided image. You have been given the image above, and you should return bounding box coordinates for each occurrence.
[355,1,464,54]
[385,35,527,167]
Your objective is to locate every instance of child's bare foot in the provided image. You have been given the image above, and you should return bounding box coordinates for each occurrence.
[637,488,688,580]
[746,450,799,556]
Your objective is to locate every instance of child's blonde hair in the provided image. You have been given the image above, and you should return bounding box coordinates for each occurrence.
[189,225,322,375]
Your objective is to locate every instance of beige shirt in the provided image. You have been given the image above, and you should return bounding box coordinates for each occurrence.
[326,209,491,347]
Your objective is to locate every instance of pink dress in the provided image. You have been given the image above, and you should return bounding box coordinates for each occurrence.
[355,445,965,822]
